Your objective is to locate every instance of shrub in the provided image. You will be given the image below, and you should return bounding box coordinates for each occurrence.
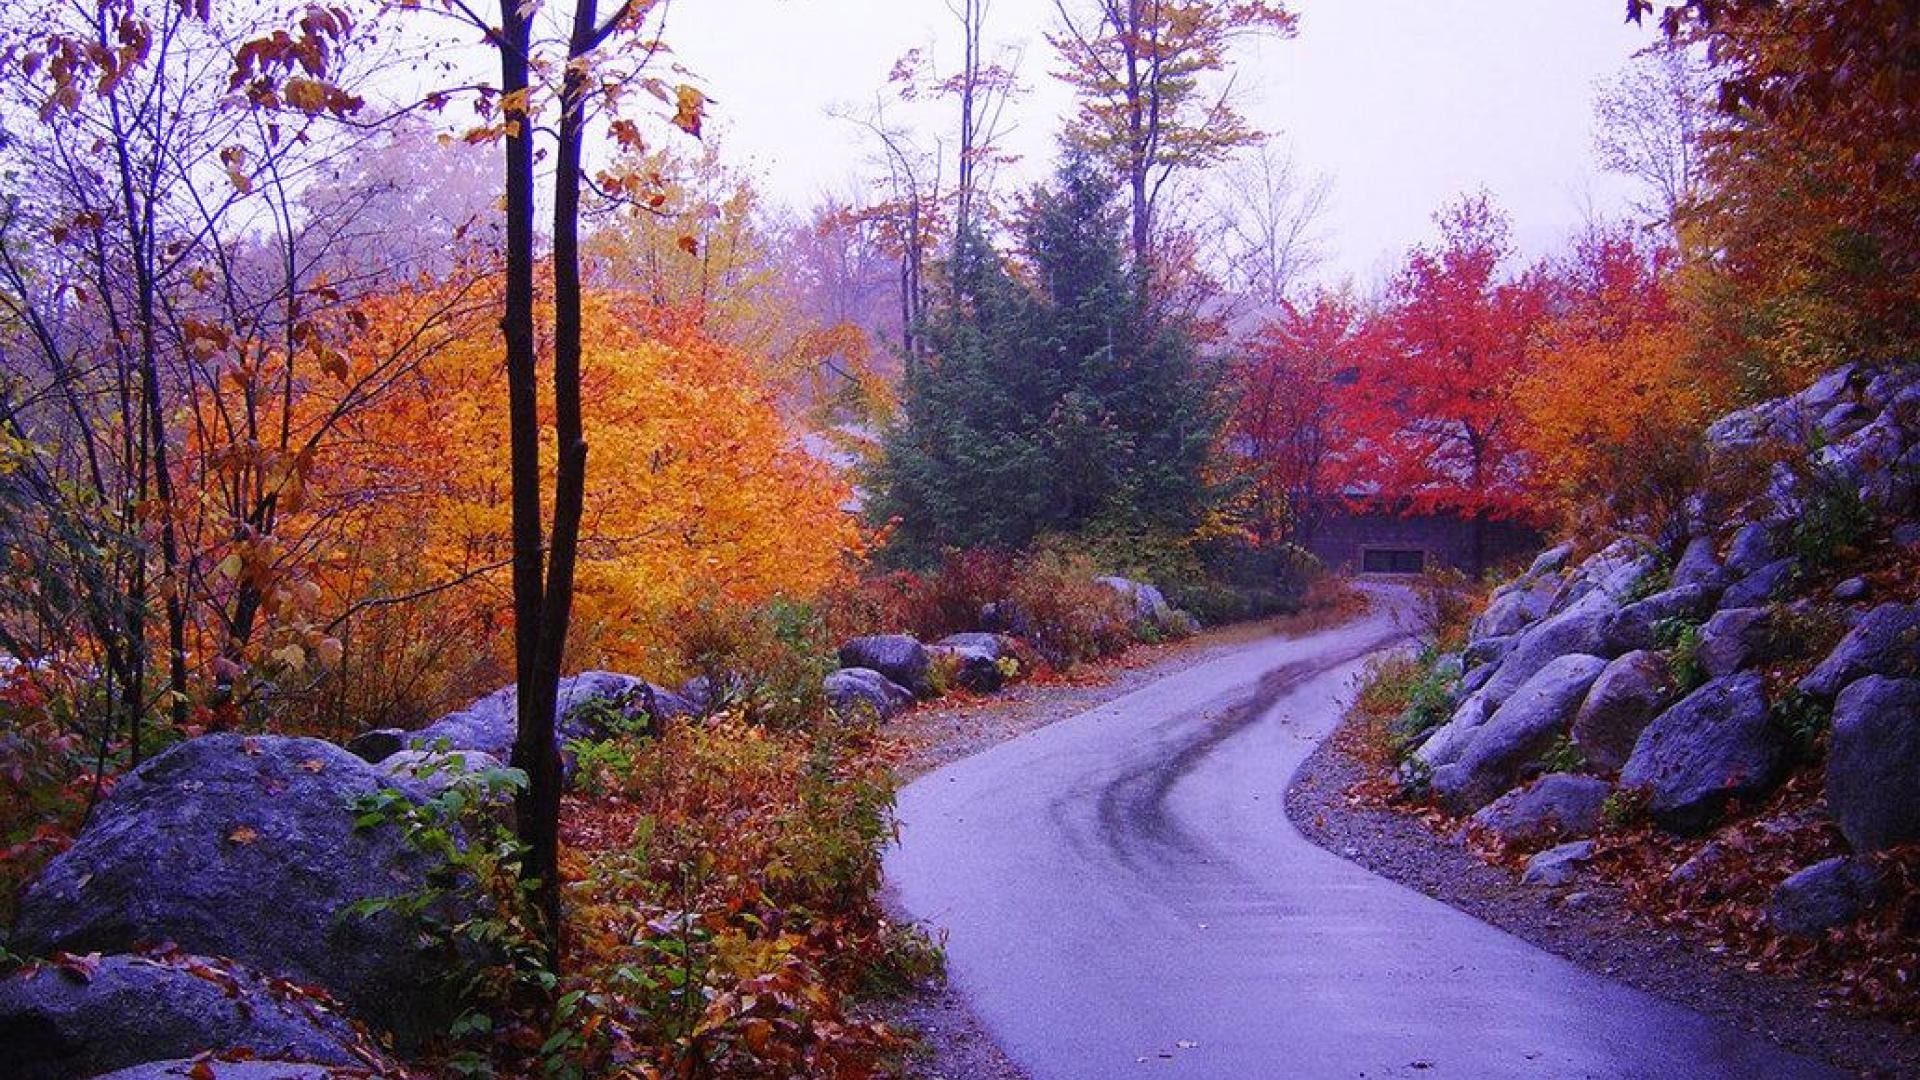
[1006,551,1135,668]
[667,596,833,730]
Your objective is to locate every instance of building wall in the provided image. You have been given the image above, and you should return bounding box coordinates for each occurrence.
[1304,510,1544,576]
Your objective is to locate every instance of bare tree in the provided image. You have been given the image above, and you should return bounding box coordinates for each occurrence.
[1593,41,1715,238]
[1215,142,1332,312]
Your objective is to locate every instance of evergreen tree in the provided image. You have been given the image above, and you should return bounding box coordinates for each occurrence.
[875,155,1220,562]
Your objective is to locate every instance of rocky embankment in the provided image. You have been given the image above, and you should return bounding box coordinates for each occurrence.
[1405,360,1919,937]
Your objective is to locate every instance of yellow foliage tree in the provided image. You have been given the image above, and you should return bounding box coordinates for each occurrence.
[312,285,860,704]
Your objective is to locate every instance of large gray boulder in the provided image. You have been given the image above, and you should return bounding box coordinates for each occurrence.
[1521,840,1596,888]
[1721,557,1798,609]
[823,667,915,721]
[1469,773,1611,848]
[0,953,375,1080]
[1826,676,1920,852]
[1600,584,1719,655]
[1670,535,1725,592]
[10,735,471,1046]
[1094,576,1193,638]
[1546,540,1655,618]
[1619,673,1789,834]
[838,634,934,698]
[408,671,691,761]
[1571,650,1677,774]
[1799,602,1920,699]
[1468,602,1615,714]
[1474,577,1558,640]
[1766,857,1884,936]
[378,748,507,801]
[1724,522,1781,579]
[1695,607,1779,679]
[1431,654,1608,814]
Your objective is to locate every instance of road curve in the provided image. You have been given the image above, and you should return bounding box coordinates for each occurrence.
[885,591,1848,1080]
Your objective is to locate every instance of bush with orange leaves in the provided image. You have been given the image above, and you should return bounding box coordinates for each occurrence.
[284,287,862,729]
[1514,231,1732,542]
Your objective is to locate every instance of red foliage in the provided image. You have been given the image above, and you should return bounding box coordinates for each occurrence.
[1340,195,1549,525]
[1234,292,1364,542]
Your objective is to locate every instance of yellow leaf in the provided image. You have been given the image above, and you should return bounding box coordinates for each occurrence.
[228,826,260,845]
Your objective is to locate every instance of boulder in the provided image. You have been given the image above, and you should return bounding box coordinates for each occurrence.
[1817,400,1876,442]
[1469,773,1611,848]
[342,729,405,765]
[1817,412,1905,489]
[1799,602,1920,699]
[86,1063,345,1080]
[1547,540,1655,618]
[1521,840,1596,887]
[1469,603,1614,713]
[1527,543,1575,577]
[378,748,507,800]
[1431,654,1608,814]
[1670,535,1725,592]
[0,953,374,1080]
[1571,650,1677,773]
[1695,607,1777,679]
[937,632,1019,660]
[409,671,689,760]
[11,735,471,1046]
[1832,577,1870,603]
[1721,557,1798,609]
[1826,676,1920,852]
[823,667,914,721]
[1619,673,1788,834]
[1600,584,1719,655]
[837,635,933,698]
[1094,577,1191,638]
[1473,577,1557,640]
[1766,857,1884,937]
[1412,694,1495,772]
[1724,522,1780,578]
[1666,840,1733,897]
[1462,634,1516,672]
[927,643,1005,694]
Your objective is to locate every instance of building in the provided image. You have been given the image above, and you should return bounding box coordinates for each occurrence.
[1301,499,1545,577]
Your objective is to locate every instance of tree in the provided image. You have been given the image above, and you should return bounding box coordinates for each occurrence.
[403,0,701,965]
[1515,225,1726,541]
[1631,0,1920,386]
[1232,291,1360,544]
[1214,141,1332,312]
[877,155,1219,560]
[0,0,423,778]
[1049,0,1296,269]
[1345,195,1547,574]
[1592,40,1714,237]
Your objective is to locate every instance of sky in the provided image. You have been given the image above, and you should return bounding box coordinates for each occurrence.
[664,0,1661,289]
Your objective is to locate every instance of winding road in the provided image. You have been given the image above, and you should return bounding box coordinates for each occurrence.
[885,591,1848,1080]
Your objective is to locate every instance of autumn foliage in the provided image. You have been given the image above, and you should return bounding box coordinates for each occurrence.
[310,287,860,703]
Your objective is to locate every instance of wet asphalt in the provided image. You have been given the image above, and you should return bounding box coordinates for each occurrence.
[884,591,1850,1080]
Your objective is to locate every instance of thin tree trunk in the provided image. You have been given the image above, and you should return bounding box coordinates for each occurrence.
[497,0,558,966]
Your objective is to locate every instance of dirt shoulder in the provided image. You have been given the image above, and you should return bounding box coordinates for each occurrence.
[870,596,1366,1079]
[1285,715,1920,1080]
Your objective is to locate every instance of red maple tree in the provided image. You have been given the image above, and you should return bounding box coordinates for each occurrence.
[1342,195,1549,569]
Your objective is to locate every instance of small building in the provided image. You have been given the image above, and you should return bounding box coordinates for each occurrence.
[1302,500,1544,577]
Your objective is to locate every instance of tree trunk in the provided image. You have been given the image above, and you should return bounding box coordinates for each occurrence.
[497,0,561,969]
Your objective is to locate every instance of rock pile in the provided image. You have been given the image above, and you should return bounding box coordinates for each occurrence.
[1417,362,1920,935]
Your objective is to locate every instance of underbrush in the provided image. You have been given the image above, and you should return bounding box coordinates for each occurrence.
[373,712,928,1079]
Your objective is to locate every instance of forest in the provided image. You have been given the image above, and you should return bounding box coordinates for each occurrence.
[0,0,1915,1078]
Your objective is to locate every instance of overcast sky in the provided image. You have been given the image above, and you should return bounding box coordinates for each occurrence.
[664,0,1659,289]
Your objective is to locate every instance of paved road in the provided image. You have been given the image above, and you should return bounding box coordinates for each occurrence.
[885,593,1848,1080]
